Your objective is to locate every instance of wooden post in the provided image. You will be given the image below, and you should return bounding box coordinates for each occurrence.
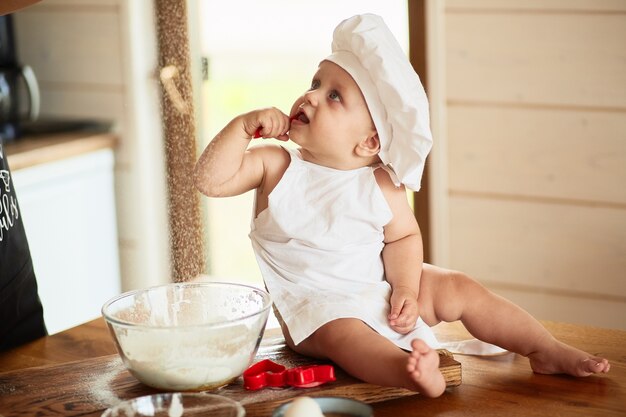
[408,0,432,263]
[154,0,204,281]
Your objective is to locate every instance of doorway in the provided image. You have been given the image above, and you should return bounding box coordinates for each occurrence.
[192,1,410,286]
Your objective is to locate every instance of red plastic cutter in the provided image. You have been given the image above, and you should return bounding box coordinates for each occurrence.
[252,116,297,139]
[243,359,336,390]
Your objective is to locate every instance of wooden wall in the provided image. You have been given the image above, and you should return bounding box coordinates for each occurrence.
[426,0,626,329]
[14,0,171,290]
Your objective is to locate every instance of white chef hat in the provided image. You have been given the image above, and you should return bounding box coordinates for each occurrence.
[325,14,432,191]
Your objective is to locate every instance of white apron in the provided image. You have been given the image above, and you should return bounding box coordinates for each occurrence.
[249,148,439,350]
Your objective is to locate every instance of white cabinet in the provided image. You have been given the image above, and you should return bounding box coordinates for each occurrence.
[12,149,121,334]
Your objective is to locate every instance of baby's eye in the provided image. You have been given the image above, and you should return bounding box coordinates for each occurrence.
[329,90,341,102]
[309,79,320,90]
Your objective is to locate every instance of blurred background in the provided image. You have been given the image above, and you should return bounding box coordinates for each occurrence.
[4,0,624,333]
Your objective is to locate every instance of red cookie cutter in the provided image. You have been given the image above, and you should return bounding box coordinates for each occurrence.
[243,359,336,390]
[252,116,297,139]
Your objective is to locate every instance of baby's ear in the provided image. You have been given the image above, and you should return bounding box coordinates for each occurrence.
[356,133,380,157]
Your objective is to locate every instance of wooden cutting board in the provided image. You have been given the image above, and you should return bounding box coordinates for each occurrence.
[0,334,460,416]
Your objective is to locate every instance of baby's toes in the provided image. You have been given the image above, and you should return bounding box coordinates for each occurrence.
[579,358,607,375]
[406,360,415,371]
[411,338,431,354]
[593,358,610,373]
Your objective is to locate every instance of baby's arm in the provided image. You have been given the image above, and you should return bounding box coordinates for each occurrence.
[194,108,290,197]
[374,169,424,335]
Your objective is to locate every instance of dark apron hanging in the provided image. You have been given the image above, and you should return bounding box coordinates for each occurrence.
[0,139,47,350]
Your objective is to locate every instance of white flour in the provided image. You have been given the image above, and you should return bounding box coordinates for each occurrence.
[117,323,261,390]
[106,283,269,391]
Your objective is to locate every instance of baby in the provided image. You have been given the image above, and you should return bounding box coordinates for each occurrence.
[194,14,610,397]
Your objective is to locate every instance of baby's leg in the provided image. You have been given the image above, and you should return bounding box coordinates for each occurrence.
[282,318,446,397]
[417,264,610,376]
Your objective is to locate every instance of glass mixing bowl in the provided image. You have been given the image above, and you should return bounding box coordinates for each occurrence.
[101,393,245,417]
[102,282,271,391]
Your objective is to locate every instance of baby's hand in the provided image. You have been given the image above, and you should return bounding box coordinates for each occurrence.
[241,107,290,141]
[388,286,419,334]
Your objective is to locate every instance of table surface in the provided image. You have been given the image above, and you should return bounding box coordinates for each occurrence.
[0,318,624,416]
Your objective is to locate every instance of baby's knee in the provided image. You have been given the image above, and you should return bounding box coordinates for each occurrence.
[446,270,485,296]
[431,270,484,322]
[427,269,487,311]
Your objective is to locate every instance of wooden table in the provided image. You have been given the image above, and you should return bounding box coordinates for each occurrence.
[0,318,624,416]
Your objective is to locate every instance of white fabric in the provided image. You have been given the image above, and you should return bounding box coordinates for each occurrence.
[249,148,438,350]
[325,14,432,191]
[249,148,507,356]
[440,339,508,356]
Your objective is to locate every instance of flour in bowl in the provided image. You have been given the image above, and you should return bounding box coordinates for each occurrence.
[117,323,261,390]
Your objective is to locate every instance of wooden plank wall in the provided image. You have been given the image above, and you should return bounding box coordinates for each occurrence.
[427,0,626,329]
[13,0,171,291]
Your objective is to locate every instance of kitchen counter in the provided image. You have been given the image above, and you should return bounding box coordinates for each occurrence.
[0,318,623,416]
[3,131,117,170]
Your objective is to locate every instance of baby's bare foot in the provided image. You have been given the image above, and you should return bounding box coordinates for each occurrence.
[529,340,610,377]
[406,339,446,397]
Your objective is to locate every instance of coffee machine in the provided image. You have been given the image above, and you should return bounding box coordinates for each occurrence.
[0,13,39,142]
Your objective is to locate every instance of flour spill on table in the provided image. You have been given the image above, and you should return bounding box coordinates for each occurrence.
[81,357,123,407]
[0,383,16,395]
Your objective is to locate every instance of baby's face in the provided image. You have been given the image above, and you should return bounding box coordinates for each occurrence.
[288,60,376,169]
